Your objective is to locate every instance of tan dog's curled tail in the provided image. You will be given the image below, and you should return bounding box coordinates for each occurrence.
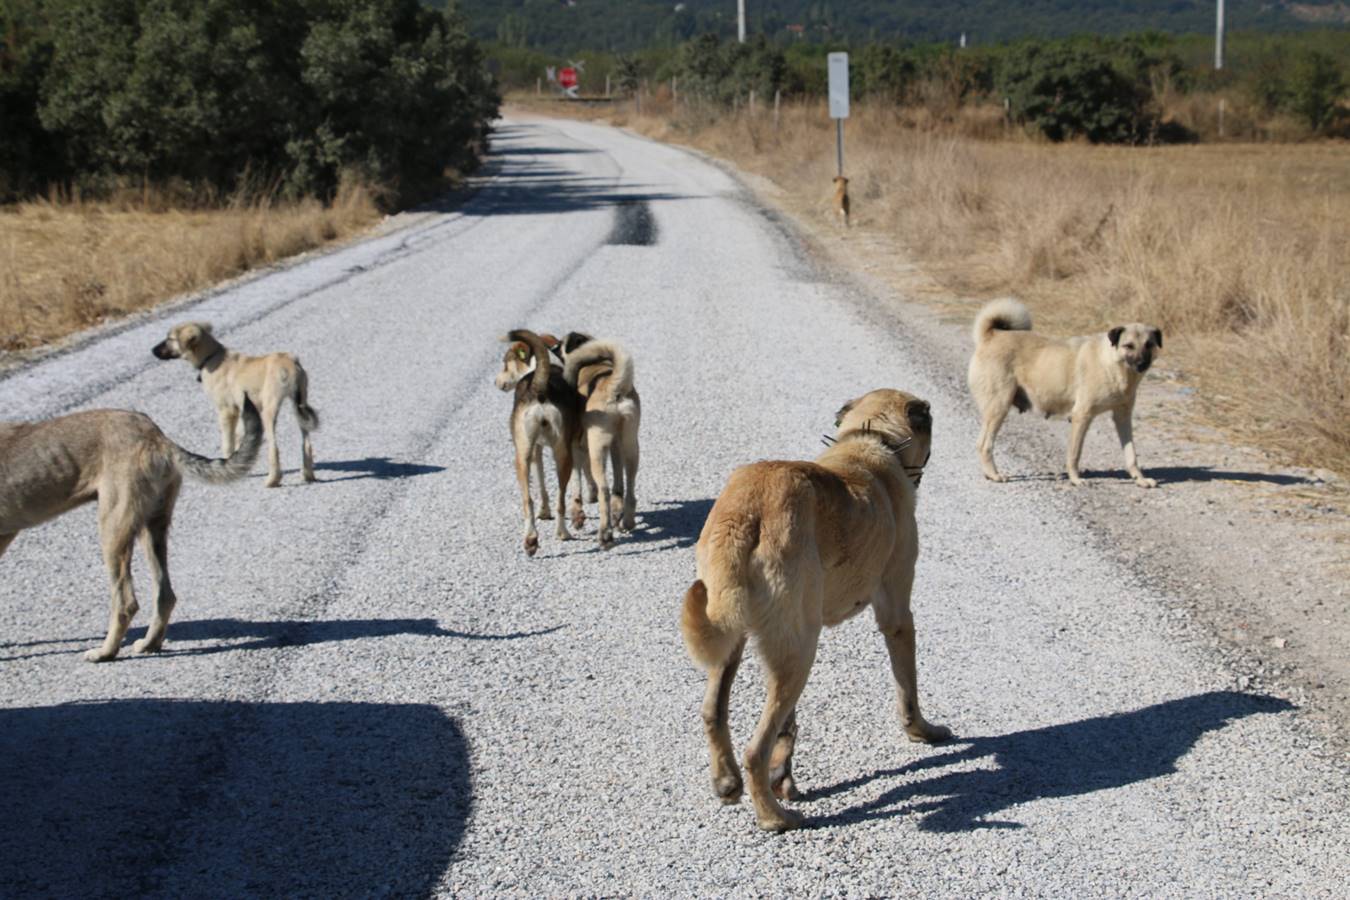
[681,579,742,671]
[972,298,1033,345]
[563,339,634,399]
[169,397,263,484]
[293,360,319,431]
[508,329,553,393]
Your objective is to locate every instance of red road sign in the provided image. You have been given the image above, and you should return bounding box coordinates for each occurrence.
[559,67,578,90]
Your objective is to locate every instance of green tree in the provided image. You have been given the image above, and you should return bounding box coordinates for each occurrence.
[1286,51,1344,133]
[998,40,1151,143]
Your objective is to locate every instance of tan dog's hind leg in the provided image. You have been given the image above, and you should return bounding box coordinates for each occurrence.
[876,564,951,744]
[1112,405,1156,488]
[744,643,815,832]
[131,504,177,655]
[218,408,239,457]
[261,400,283,488]
[769,709,801,800]
[587,429,614,549]
[977,402,1011,482]
[1066,402,1096,486]
[608,442,625,524]
[87,490,139,662]
[701,637,746,804]
[619,423,639,532]
[569,439,588,530]
[534,446,553,520]
[515,440,539,556]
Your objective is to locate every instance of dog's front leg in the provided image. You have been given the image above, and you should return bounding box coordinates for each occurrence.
[1112,405,1157,488]
[1065,403,1096,486]
[875,572,951,744]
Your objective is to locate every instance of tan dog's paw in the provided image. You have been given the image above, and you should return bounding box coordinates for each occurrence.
[132,637,163,654]
[906,721,953,744]
[524,534,539,557]
[1067,474,1086,487]
[537,505,554,520]
[265,475,282,488]
[609,494,624,523]
[756,806,804,833]
[984,472,1009,483]
[569,506,586,530]
[771,773,800,801]
[1135,476,1158,489]
[598,528,613,550]
[83,647,117,663]
[715,774,743,804]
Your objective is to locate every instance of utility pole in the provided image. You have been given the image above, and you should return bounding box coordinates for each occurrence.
[737,0,746,43]
[1215,0,1225,70]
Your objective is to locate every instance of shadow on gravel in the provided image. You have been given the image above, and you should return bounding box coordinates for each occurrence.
[1,618,564,661]
[805,691,1294,833]
[1003,467,1318,487]
[618,498,715,552]
[0,700,469,896]
[313,457,447,482]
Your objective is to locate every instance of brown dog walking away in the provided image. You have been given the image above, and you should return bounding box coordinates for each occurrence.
[562,336,641,549]
[832,176,850,227]
[496,329,583,556]
[153,322,318,487]
[967,298,1162,487]
[0,399,261,661]
[680,388,949,833]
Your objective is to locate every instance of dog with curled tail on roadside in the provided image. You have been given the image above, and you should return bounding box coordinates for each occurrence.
[680,388,948,833]
[967,298,1163,488]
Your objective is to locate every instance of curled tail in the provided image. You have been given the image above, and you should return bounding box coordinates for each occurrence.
[680,579,743,670]
[972,298,1032,344]
[293,360,319,432]
[563,339,634,399]
[508,329,553,393]
[170,397,262,484]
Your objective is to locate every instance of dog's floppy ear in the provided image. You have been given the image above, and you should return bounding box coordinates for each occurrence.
[511,341,529,361]
[563,331,591,354]
[1149,327,1162,350]
[834,398,857,428]
[200,323,213,335]
[183,327,202,351]
[540,333,560,350]
[906,400,932,433]
[1107,326,1125,347]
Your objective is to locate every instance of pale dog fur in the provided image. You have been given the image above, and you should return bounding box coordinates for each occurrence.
[680,388,949,833]
[153,322,318,487]
[967,298,1163,488]
[0,400,261,661]
[563,337,641,549]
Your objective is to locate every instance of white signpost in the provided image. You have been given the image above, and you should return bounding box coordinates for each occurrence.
[827,52,849,177]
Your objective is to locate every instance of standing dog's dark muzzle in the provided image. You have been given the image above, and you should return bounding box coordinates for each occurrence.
[151,340,178,360]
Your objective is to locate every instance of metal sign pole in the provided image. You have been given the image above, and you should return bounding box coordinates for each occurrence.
[836,120,844,177]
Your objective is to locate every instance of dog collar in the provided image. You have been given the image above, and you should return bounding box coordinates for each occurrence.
[195,346,226,371]
[821,429,929,487]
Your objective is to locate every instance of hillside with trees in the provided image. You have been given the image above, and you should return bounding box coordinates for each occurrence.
[447,0,1350,54]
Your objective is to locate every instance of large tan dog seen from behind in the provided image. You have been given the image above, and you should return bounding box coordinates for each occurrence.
[153,322,318,487]
[968,299,1162,487]
[563,336,641,549]
[680,389,949,833]
[0,400,261,661]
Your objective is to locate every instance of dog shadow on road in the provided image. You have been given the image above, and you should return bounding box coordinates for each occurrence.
[616,498,715,554]
[0,698,470,896]
[0,617,564,661]
[313,457,447,482]
[803,691,1294,833]
[1005,467,1318,487]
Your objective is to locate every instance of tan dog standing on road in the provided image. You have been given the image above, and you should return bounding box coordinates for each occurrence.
[563,335,641,549]
[832,176,850,227]
[496,329,584,556]
[967,298,1162,487]
[680,388,949,833]
[0,399,261,661]
[153,322,318,488]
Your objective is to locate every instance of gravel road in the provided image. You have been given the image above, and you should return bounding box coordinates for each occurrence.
[2,116,1347,897]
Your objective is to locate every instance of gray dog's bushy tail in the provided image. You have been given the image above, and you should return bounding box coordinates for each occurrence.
[972,298,1033,344]
[293,361,320,432]
[170,397,263,484]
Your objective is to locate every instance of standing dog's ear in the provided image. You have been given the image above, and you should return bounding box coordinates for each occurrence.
[834,398,857,428]
[906,400,932,433]
[1107,326,1125,347]
[1149,327,1162,350]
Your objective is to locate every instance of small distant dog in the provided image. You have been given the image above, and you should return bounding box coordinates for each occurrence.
[0,399,261,661]
[681,389,949,833]
[967,298,1162,488]
[832,176,850,227]
[562,333,641,549]
[153,322,318,487]
[496,329,583,556]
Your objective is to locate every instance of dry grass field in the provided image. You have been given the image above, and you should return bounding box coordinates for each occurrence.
[556,95,1349,475]
[0,180,382,354]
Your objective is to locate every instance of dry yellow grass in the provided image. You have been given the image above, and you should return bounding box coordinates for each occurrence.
[540,94,1349,474]
[0,179,382,353]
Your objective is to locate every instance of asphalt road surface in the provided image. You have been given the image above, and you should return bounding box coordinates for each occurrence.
[2,117,1346,897]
